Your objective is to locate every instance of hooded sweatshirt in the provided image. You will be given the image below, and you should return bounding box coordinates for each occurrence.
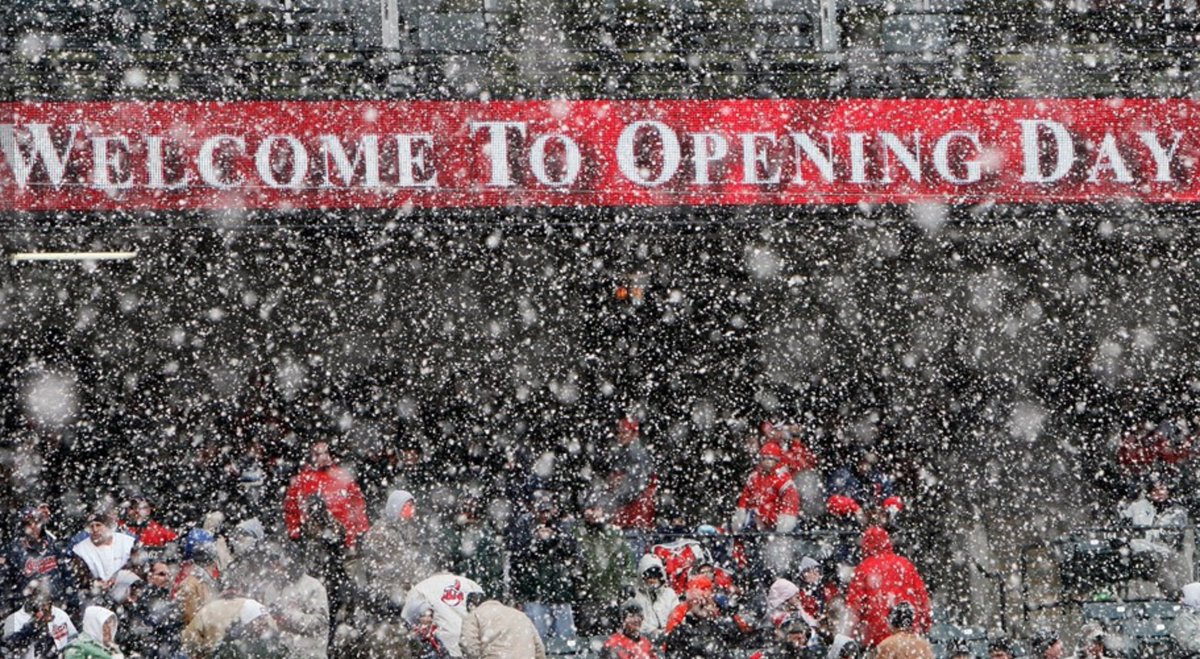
[384,490,415,522]
[64,606,122,659]
[844,527,930,647]
[360,490,436,606]
[797,556,820,575]
[766,579,819,628]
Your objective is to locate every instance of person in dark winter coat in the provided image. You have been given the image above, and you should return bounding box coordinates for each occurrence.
[600,600,660,659]
[1028,627,1064,659]
[122,562,182,659]
[844,527,930,648]
[987,637,1015,659]
[825,450,902,524]
[873,602,933,659]
[662,585,747,659]
[749,614,817,659]
[508,495,579,640]
[575,500,636,636]
[438,496,507,597]
[4,506,68,611]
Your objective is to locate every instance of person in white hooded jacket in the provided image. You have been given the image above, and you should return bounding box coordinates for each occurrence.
[1170,581,1200,656]
[64,606,124,659]
[766,578,820,629]
[631,554,678,637]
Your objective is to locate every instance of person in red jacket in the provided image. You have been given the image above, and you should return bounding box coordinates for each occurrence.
[604,417,658,532]
[120,497,178,550]
[733,443,800,533]
[283,441,371,549]
[760,421,818,475]
[845,526,930,648]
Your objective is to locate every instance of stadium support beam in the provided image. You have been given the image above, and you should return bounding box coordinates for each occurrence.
[818,0,840,53]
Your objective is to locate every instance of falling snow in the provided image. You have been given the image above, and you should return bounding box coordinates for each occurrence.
[4,2,1200,659]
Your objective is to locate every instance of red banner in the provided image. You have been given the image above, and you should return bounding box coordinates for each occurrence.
[2,99,1199,210]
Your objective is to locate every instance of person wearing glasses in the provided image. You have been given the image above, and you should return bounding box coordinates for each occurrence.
[123,562,182,658]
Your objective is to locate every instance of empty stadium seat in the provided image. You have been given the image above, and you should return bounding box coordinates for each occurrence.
[1058,536,1132,592]
[416,12,491,52]
[881,13,952,53]
[747,0,815,53]
[1137,600,1184,621]
[1082,600,1135,624]
[544,635,587,656]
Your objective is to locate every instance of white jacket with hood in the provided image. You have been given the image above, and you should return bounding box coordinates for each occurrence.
[766,578,819,628]
[631,554,679,635]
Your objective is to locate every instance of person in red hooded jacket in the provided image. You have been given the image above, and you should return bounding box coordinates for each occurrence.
[283,441,371,550]
[845,526,930,648]
[733,443,800,533]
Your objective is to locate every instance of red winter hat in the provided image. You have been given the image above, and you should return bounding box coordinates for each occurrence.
[826,494,862,517]
[618,417,640,434]
[760,442,785,461]
[883,496,904,513]
[686,574,714,593]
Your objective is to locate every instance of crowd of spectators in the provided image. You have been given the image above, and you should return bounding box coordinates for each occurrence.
[3,415,1200,658]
